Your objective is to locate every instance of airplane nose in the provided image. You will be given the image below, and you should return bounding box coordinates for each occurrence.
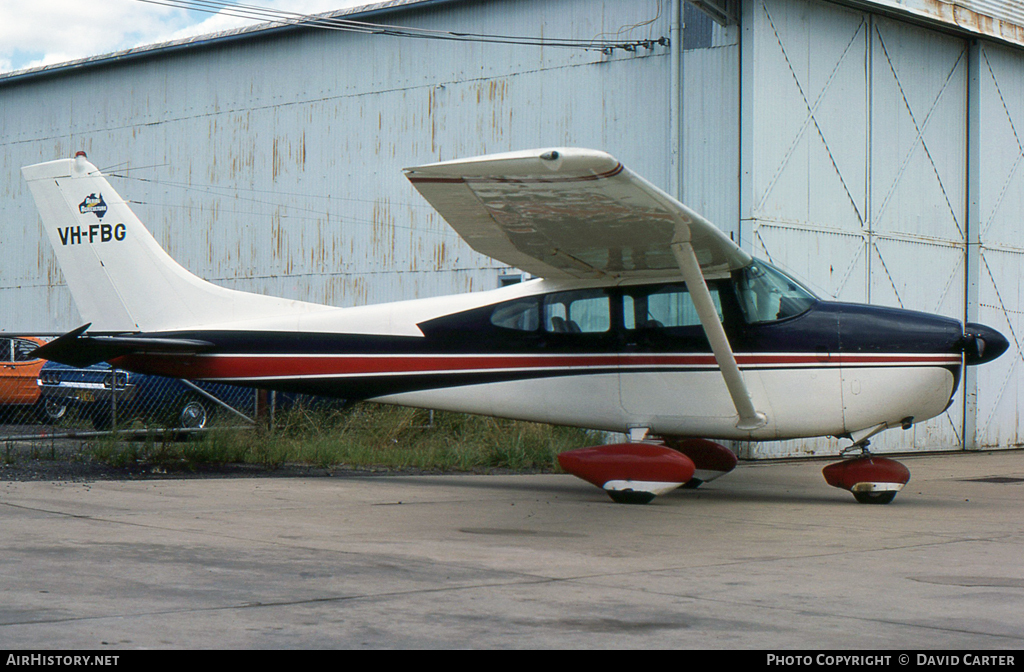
[961,323,1010,365]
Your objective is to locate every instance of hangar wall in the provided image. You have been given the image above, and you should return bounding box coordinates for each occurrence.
[739,0,1023,456]
[0,0,702,327]
[970,38,1024,451]
[0,0,1020,455]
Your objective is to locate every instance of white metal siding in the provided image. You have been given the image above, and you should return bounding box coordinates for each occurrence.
[743,0,971,457]
[0,0,676,331]
[972,39,1024,449]
[683,16,741,238]
[866,14,968,453]
[744,0,870,303]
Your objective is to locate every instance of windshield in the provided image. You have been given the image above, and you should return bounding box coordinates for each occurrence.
[734,260,817,324]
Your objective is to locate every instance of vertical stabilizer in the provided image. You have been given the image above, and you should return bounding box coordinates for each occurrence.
[23,154,324,333]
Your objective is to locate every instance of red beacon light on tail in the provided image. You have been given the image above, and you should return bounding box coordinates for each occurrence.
[73,151,89,175]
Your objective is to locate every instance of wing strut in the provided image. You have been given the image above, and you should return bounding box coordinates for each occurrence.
[671,242,768,431]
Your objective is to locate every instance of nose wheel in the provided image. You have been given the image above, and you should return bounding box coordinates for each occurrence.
[823,442,910,505]
[851,490,898,505]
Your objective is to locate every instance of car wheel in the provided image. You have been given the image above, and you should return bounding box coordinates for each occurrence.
[42,399,68,422]
[178,399,208,429]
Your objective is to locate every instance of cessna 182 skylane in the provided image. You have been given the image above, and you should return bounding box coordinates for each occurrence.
[23,149,1007,504]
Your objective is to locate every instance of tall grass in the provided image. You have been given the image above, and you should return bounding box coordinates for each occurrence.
[84,402,604,473]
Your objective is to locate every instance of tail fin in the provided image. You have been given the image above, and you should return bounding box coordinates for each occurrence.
[23,153,322,333]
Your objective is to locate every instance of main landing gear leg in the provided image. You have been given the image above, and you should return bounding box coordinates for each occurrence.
[822,438,911,505]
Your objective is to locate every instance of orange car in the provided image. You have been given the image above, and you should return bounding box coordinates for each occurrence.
[0,336,47,421]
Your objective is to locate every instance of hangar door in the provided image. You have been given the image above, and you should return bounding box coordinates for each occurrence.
[743,0,968,456]
[971,41,1024,449]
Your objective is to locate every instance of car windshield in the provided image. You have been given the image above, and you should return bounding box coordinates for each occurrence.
[733,260,817,324]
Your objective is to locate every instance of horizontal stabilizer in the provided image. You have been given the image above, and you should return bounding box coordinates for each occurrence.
[32,324,214,367]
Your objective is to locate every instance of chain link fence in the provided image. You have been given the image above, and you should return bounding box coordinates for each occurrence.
[1,337,607,477]
[0,335,297,441]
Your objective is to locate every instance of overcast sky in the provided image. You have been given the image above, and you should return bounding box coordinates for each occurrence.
[0,0,367,74]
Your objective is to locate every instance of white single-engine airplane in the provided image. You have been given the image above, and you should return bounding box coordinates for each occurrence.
[23,149,1008,504]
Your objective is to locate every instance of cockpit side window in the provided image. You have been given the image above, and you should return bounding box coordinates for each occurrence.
[733,260,817,324]
[623,282,723,330]
[543,289,610,334]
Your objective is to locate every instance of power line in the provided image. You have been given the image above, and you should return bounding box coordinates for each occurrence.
[137,0,669,53]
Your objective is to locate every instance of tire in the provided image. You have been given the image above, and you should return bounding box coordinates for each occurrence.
[41,399,68,423]
[607,490,657,505]
[177,399,208,429]
[853,490,898,505]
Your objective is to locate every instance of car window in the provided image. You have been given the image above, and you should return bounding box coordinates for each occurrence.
[14,339,38,362]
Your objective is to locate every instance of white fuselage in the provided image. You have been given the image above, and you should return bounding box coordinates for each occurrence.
[112,276,962,441]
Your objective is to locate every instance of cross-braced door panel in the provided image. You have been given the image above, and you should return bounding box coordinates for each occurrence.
[751,0,867,229]
[869,18,967,244]
[746,0,969,455]
[974,42,1024,449]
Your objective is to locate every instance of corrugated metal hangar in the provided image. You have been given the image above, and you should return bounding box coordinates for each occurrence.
[1,0,1021,457]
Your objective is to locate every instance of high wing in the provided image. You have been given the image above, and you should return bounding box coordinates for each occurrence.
[406,148,766,430]
[404,148,750,281]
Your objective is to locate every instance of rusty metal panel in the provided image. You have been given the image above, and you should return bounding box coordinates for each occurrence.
[0,0,678,332]
[854,0,1024,49]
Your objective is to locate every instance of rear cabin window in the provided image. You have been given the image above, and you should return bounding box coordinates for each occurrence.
[490,298,540,332]
[488,290,611,335]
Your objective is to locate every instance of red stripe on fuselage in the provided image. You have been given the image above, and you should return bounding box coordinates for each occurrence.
[112,352,961,382]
